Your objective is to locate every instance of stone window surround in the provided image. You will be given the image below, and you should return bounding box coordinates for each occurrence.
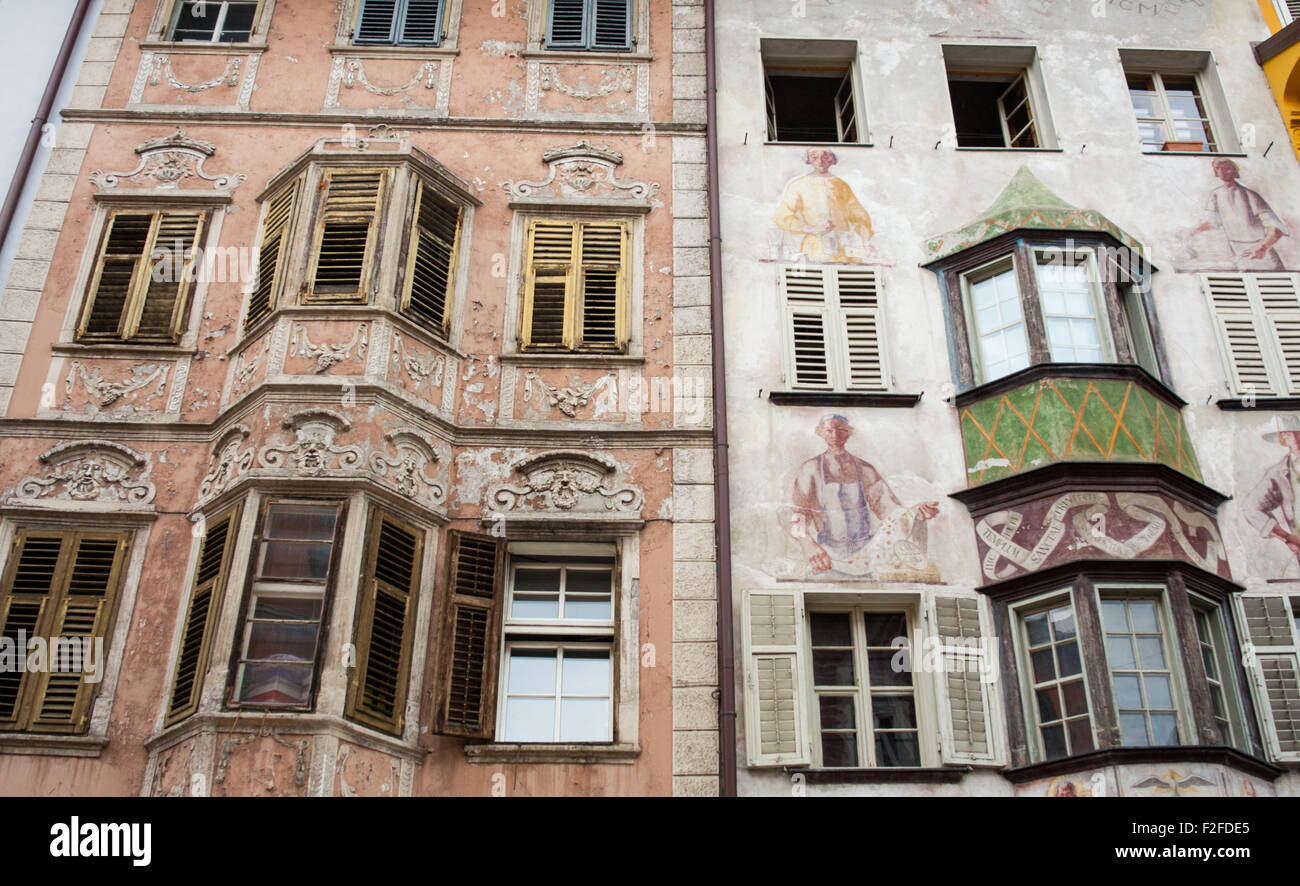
[525,0,653,61]
[241,139,480,353]
[143,0,278,47]
[0,507,155,758]
[941,42,1061,152]
[330,0,465,53]
[1118,47,1243,156]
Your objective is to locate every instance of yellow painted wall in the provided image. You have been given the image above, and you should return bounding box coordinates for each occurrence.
[1257,1,1300,160]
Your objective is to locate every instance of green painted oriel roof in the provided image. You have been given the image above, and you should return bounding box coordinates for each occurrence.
[924,166,1145,261]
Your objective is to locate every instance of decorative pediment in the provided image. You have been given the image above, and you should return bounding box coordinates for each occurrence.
[199,425,254,501]
[491,450,643,513]
[90,128,247,194]
[501,140,659,202]
[258,410,363,477]
[10,441,155,505]
[368,429,445,505]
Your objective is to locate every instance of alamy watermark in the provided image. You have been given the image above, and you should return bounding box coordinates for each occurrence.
[0,631,105,684]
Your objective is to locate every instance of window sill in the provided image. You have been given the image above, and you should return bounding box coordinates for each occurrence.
[0,733,109,758]
[1216,397,1300,411]
[953,146,1064,153]
[768,390,919,408]
[763,141,873,149]
[786,765,972,784]
[327,44,459,58]
[499,352,645,367]
[464,742,640,764]
[139,41,269,54]
[1003,745,1282,784]
[148,710,427,762]
[523,49,653,63]
[952,362,1183,410]
[1140,150,1246,158]
[52,342,198,360]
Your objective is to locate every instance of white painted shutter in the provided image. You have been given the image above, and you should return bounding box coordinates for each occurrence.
[781,266,832,390]
[1256,274,1300,395]
[1235,593,1300,762]
[743,589,810,767]
[929,593,998,765]
[1203,274,1277,396]
[834,267,887,391]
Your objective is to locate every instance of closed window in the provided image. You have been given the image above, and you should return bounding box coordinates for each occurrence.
[1191,598,1242,747]
[306,169,389,304]
[1100,595,1181,747]
[1202,273,1300,398]
[546,0,633,52]
[78,209,207,345]
[353,0,445,46]
[231,501,343,708]
[168,1,260,42]
[0,530,131,734]
[1019,599,1094,761]
[520,218,630,353]
[780,265,887,392]
[1119,50,1239,154]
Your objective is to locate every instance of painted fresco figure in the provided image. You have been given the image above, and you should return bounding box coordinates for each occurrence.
[790,414,940,578]
[773,149,874,263]
[1194,158,1288,271]
[1244,416,1300,573]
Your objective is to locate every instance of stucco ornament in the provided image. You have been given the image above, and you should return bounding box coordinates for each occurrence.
[290,323,368,373]
[66,361,170,410]
[89,129,247,194]
[368,429,445,504]
[523,371,615,417]
[12,441,156,505]
[149,54,242,92]
[492,451,642,513]
[539,64,634,100]
[199,425,255,500]
[259,410,364,477]
[391,331,444,391]
[500,140,659,201]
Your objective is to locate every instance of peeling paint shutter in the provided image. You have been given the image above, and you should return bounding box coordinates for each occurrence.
[16,533,130,735]
[246,178,299,330]
[354,0,399,43]
[1235,593,1300,762]
[80,212,154,340]
[930,594,997,764]
[135,211,205,342]
[522,219,577,349]
[1203,274,1277,396]
[308,169,387,303]
[0,534,61,729]
[578,221,627,350]
[434,530,505,738]
[166,505,241,726]
[402,179,461,335]
[348,510,422,736]
[743,590,809,767]
[590,0,632,50]
[398,0,444,45]
[835,267,886,391]
[1257,274,1300,395]
[547,0,587,49]
[782,266,832,390]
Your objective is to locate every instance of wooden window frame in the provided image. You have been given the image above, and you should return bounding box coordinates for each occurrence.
[495,544,618,744]
[0,529,132,736]
[304,168,390,306]
[75,208,208,346]
[1125,70,1219,153]
[1189,591,1247,750]
[163,0,267,44]
[518,217,632,353]
[226,498,347,713]
[399,176,464,338]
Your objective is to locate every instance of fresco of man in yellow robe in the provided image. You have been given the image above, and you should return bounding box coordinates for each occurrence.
[773,148,874,263]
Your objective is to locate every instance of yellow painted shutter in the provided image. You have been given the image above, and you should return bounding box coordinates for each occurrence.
[401,179,461,335]
[245,178,299,330]
[433,530,505,738]
[577,221,628,351]
[522,219,577,349]
[79,212,155,340]
[133,211,205,342]
[308,169,386,303]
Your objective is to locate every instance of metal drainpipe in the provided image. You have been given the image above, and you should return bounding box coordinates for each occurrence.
[0,0,96,257]
[703,0,737,798]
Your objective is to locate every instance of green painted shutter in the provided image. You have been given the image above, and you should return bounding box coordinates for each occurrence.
[397,0,444,45]
[433,530,505,738]
[546,0,587,49]
[590,0,632,51]
[354,0,399,43]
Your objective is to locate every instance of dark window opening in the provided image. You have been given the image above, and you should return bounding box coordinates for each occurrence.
[765,69,857,144]
[170,1,258,43]
[947,74,1038,148]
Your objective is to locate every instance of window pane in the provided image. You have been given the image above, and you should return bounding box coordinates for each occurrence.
[1041,723,1067,760]
[251,595,323,621]
[1136,636,1166,669]
[561,650,610,696]
[820,731,858,767]
[871,696,916,730]
[507,649,557,695]
[812,649,855,686]
[1031,647,1057,683]
[238,661,313,704]
[875,731,920,767]
[265,505,338,541]
[511,594,561,619]
[1066,717,1094,753]
[562,596,612,620]
[1143,674,1174,709]
[514,568,561,592]
[1101,600,1128,632]
[503,697,555,742]
[1106,634,1137,669]
[819,696,856,729]
[559,699,610,741]
[1149,713,1179,745]
[1049,606,1076,640]
[1114,673,1143,708]
[1056,640,1082,678]
[219,3,257,41]
[1129,601,1159,633]
[863,612,907,647]
[565,569,612,594]
[1025,611,1050,647]
[1061,679,1088,718]
[244,622,319,660]
[1119,712,1150,746]
[867,649,910,687]
[1036,686,1062,722]
[810,612,852,647]
[260,540,333,580]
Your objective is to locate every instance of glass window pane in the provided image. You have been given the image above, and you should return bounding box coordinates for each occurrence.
[812,649,855,686]
[511,594,560,619]
[1025,612,1050,647]
[820,732,858,767]
[1137,636,1166,669]
[513,568,561,592]
[871,696,916,730]
[219,3,257,41]
[1049,606,1076,640]
[1119,712,1150,746]
[1143,674,1174,709]
[1041,723,1067,760]
[875,732,920,767]
[562,596,612,620]
[863,612,907,647]
[1031,647,1057,683]
[503,697,555,742]
[238,661,313,704]
[1056,640,1082,678]
[1101,600,1128,632]
[1061,679,1089,718]
[559,698,610,741]
[1066,716,1095,753]
[867,649,910,687]
[810,612,852,647]
[560,650,610,696]
[819,696,856,730]
[565,569,612,594]
[1149,713,1179,745]
[1036,687,1062,722]
[507,649,557,695]
[265,505,338,540]
[251,594,323,621]
[260,540,333,580]
[1106,635,1137,669]
[1129,600,1159,632]
[244,622,319,660]
[1114,674,1143,708]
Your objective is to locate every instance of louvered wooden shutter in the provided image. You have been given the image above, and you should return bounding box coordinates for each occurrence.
[1285,1,1300,25]
[434,530,505,738]
[165,505,241,726]
[1203,274,1278,396]
[1235,593,1300,762]
[835,268,886,390]
[578,221,627,350]
[930,594,998,764]
[590,0,632,50]
[742,589,809,766]
[782,267,832,390]
[398,0,443,45]
[308,169,386,303]
[354,0,399,43]
[1256,274,1300,395]
[81,212,153,340]
[547,0,587,48]
[134,212,205,342]
[347,511,422,736]
[0,531,130,735]
[246,179,299,330]
[522,220,577,349]
[402,179,461,334]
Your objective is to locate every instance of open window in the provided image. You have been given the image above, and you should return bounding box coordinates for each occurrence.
[943,44,1056,149]
[1119,49,1239,154]
[761,39,864,145]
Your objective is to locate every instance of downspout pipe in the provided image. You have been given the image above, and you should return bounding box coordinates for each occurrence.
[0,0,95,257]
[703,0,737,798]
